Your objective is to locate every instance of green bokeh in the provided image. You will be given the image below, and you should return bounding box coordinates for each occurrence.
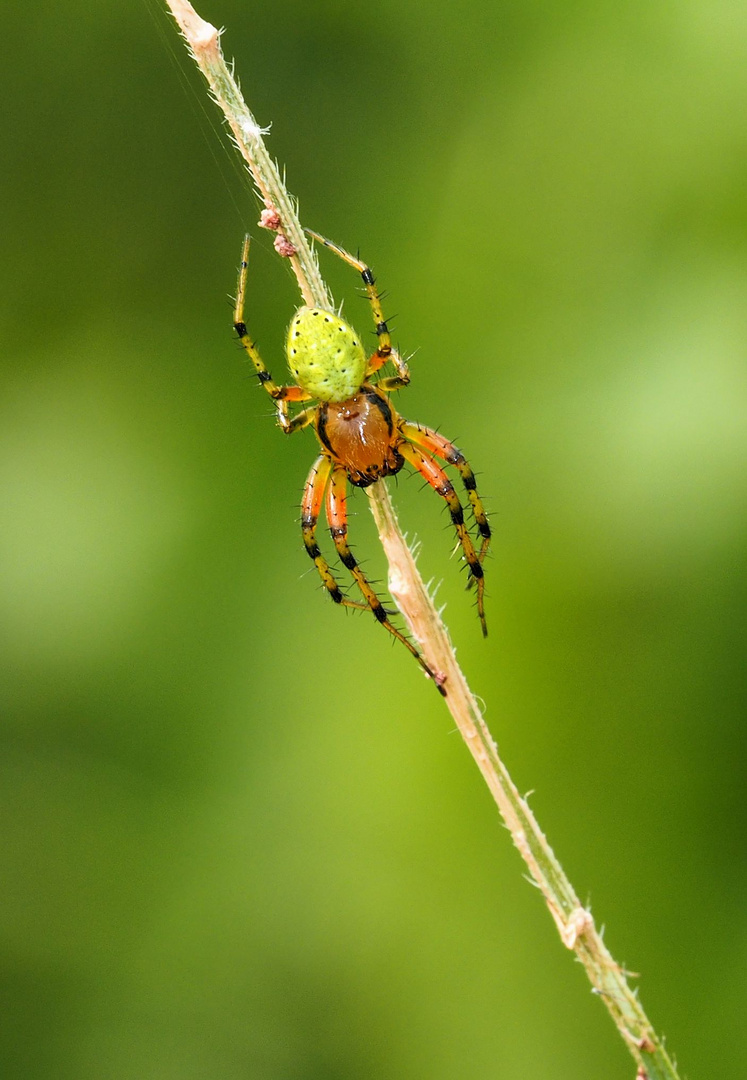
[2,1,746,1077]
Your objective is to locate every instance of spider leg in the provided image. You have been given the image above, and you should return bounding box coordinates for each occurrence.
[285,405,318,435]
[399,422,491,563]
[301,455,368,612]
[375,369,410,392]
[234,235,313,431]
[398,441,488,636]
[326,466,442,688]
[305,229,410,386]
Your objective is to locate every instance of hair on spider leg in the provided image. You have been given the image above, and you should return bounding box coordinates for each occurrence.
[369,322,397,338]
[361,574,387,588]
[396,467,419,486]
[301,568,356,603]
[240,363,273,384]
[369,309,398,326]
[243,373,274,389]
[300,565,328,591]
[409,473,433,496]
[468,594,488,620]
[450,540,471,566]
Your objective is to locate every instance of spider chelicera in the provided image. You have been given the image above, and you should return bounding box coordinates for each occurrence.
[233,230,491,687]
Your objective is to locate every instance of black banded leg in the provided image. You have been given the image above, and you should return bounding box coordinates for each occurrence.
[234,235,313,429]
[398,441,487,636]
[305,229,407,381]
[399,421,491,563]
[325,467,444,690]
[300,456,368,612]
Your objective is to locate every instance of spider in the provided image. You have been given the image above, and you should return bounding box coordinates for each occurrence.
[233,230,491,687]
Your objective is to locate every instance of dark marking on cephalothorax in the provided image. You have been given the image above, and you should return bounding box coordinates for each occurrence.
[316,404,334,454]
[362,386,393,435]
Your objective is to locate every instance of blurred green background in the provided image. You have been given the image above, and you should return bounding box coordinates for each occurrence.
[2,1,746,1077]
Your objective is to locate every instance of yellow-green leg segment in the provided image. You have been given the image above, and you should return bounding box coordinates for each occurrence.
[234,235,312,430]
[306,229,410,386]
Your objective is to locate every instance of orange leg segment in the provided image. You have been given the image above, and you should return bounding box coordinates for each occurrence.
[400,422,491,562]
[398,441,488,636]
[301,455,367,612]
[326,466,443,689]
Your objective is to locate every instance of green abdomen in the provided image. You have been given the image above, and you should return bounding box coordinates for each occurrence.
[286,307,367,403]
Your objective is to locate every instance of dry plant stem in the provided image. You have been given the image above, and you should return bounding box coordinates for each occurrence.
[165,3,682,1077]
[163,0,329,309]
